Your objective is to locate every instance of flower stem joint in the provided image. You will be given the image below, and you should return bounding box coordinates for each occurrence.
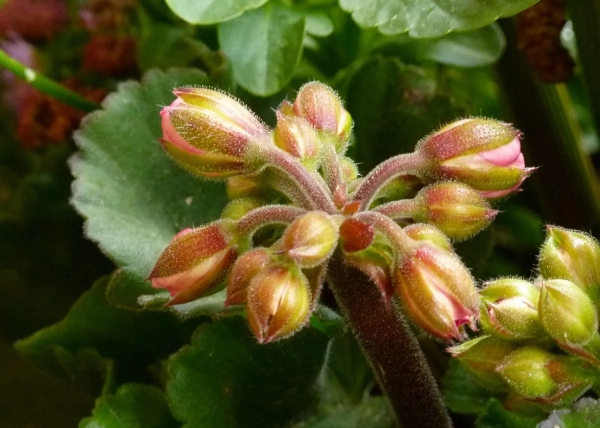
[151,82,535,346]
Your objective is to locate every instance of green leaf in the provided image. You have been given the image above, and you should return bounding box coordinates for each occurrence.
[345,56,465,173]
[420,24,506,67]
[15,276,191,375]
[219,4,306,96]
[476,398,543,428]
[339,0,538,38]
[293,398,395,428]
[539,398,600,428]
[442,359,497,415]
[165,0,268,24]
[70,68,228,283]
[166,316,330,428]
[305,12,334,37]
[80,384,178,428]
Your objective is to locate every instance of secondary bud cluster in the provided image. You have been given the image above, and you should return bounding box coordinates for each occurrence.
[450,227,600,411]
[152,81,534,344]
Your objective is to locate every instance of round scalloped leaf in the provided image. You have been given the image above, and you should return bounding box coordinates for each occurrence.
[166,316,329,428]
[70,68,228,282]
[165,0,268,25]
[339,0,538,38]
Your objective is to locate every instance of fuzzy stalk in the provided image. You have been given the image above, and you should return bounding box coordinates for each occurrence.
[235,205,307,238]
[252,146,337,213]
[0,49,99,112]
[327,254,452,428]
[372,199,418,220]
[352,152,424,211]
[320,139,348,208]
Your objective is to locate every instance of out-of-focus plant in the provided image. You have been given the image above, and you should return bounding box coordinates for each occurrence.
[3,0,600,427]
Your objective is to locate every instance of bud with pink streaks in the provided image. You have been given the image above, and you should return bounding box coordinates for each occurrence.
[274,114,321,169]
[247,264,311,343]
[281,211,338,268]
[395,244,479,341]
[293,82,353,153]
[148,221,237,305]
[416,118,532,198]
[225,247,272,306]
[160,87,268,178]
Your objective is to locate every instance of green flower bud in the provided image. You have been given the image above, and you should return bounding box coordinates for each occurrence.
[448,335,516,389]
[496,347,558,398]
[538,279,598,346]
[281,211,338,268]
[479,278,546,341]
[403,224,453,252]
[221,197,266,221]
[539,225,600,292]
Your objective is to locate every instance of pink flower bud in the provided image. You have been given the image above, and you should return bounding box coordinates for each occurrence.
[274,114,321,169]
[148,221,237,305]
[247,264,311,343]
[412,182,498,240]
[293,82,353,152]
[225,247,272,306]
[160,87,268,178]
[281,211,339,268]
[416,118,532,198]
[396,244,479,341]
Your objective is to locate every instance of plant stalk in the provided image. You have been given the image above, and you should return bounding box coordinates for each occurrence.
[327,255,452,428]
[0,49,99,113]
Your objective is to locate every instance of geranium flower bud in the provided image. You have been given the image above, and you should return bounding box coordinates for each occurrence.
[274,114,321,169]
[396,244,479,341]
[247,264,311,343]
[339,218,375,253]
[416,118,532,198]
[148,221,237,305]
[226,174,263,199]
[402,224,453,252]
[539,226,600,292]
[496,347,558,398]
[412,182,498,240]
[225,247,272,306]
[479,278,546,341]
[281,211,338,268]
[448,335,516,389]
[293,82,353,152]
[538,279,598,346]
[160,87,268,178]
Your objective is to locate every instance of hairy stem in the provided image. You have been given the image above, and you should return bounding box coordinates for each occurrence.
[320,140,347,208]
[352,152,424,211]
[372,199,418,220]
[255,147,337,213]
[236,205,307,238]
[0,49,99,113]
[327,255,452,428]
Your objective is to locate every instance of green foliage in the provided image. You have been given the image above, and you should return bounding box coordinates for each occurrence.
[80,384,178,428]
[476,399,543,428]
[538,399,600,428]
[166,316,330,428]
[443,359,498,415]
[219,4,306,96]
[165,0,268,24]
[339,0,538,37]
[71,68,228,283]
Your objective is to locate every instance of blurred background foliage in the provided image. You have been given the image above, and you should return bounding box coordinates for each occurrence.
[1,0,599,427]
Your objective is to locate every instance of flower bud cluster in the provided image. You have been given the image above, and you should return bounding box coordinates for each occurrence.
[450,227,600,411]
[152,82,534,344]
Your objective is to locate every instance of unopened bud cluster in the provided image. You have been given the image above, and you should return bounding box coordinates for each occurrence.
[450,226,600,411]
[151,81,533,343]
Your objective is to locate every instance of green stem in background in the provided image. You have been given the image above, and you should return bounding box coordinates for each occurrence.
[327,255,452,428]
[0,49,99,113]
[496,20,600,230]
[567,0,600,147]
